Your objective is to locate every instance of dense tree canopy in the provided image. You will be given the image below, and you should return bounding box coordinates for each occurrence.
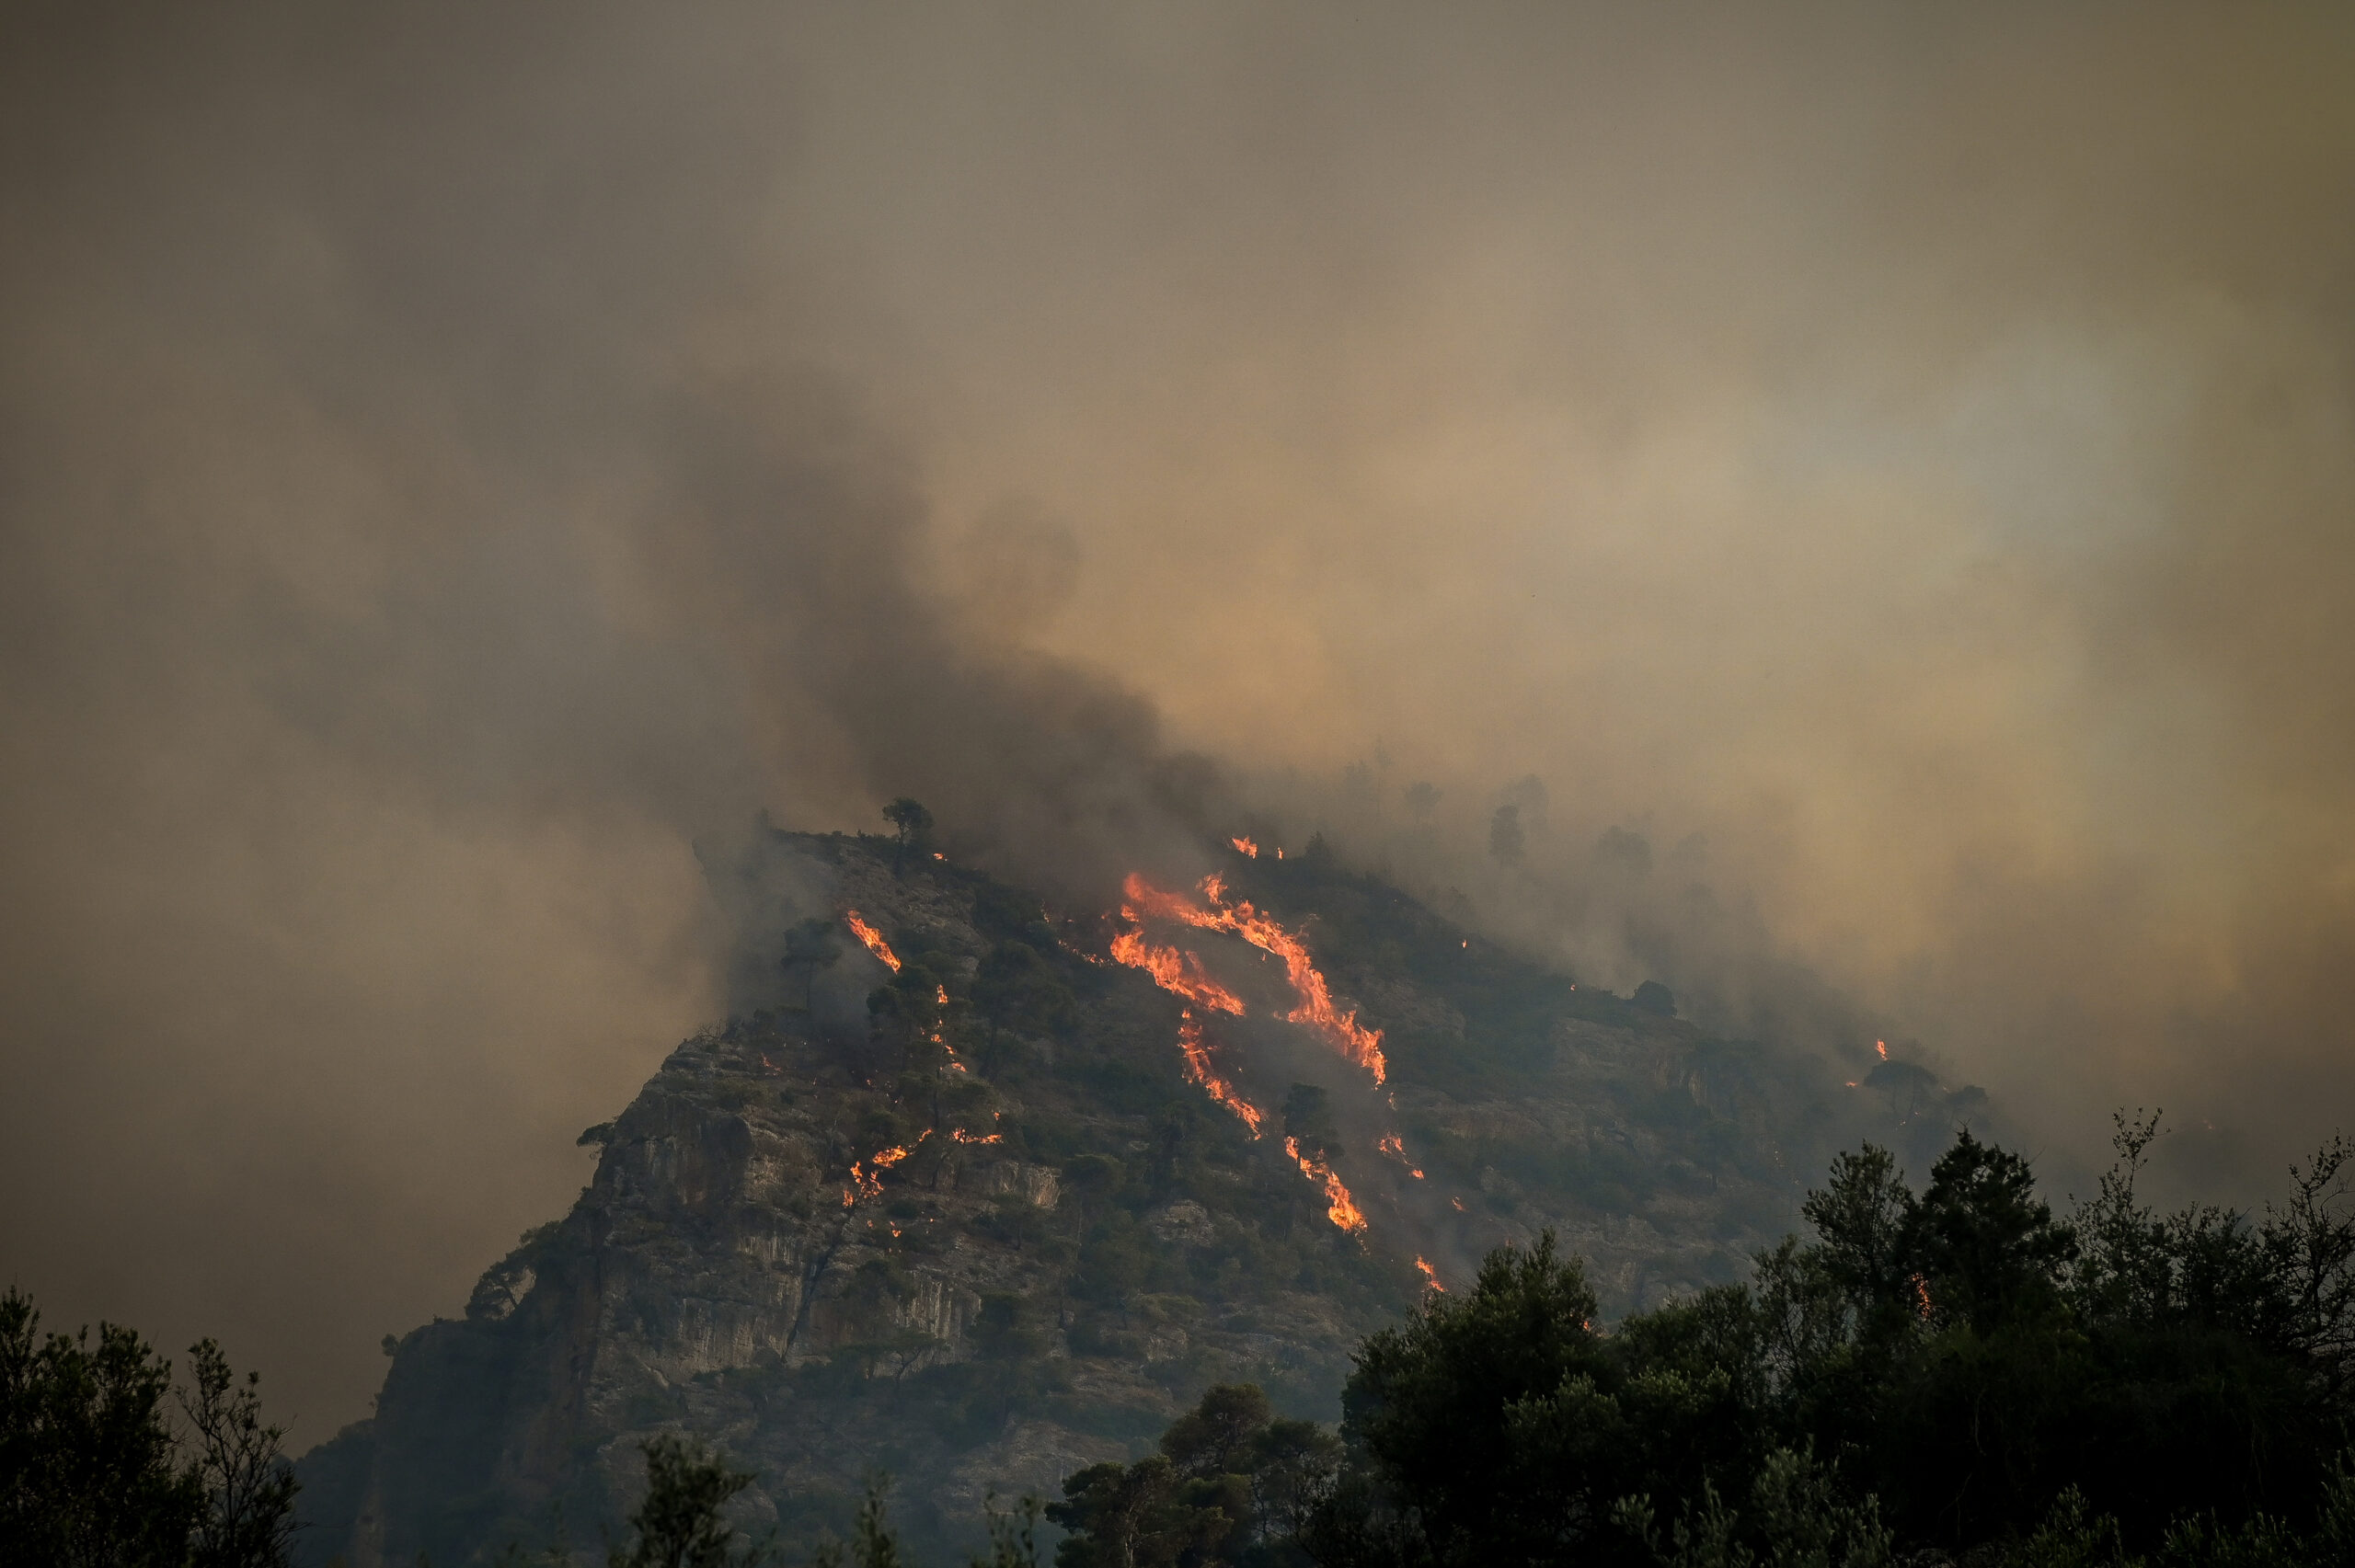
[1051,1117,2355,1568]
[0,1291,296,1568]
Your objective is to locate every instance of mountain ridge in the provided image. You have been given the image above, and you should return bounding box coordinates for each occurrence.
[294,829,1959,1565]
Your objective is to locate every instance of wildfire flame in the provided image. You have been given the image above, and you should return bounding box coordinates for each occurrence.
[1285,1136,1367,1232]
[1377,1132,1425,1178]
[1120,873,1386,1084]
[1415,1256,1444,1292]
[1178,1012,1265,1136]
[949,1127,1003,1145]
[1108,928,1246,1014]
[844,1140,917,1207]
[1876,1039,1890,1059]
[1911,1272,1934,1321]
[844,911,901,972]
[1231,836,1259,858]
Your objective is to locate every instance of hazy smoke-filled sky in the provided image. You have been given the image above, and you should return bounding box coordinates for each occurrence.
[5,2,2352,1438]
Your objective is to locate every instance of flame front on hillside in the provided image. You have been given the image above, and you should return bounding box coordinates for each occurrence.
[1178,1012,1264,1137]
[1120,872,1387,1084]
[844,910,901,972]
[1285,1137,1367,1232]
[1109,927,1246,1015]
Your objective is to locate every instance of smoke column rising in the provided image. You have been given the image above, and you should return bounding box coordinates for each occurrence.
[3,1,2353,1436]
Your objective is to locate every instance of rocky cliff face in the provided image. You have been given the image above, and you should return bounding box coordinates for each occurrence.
[296,832,1947,1565]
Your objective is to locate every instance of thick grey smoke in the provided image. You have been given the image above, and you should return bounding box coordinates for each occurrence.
[5,1,2353,1436]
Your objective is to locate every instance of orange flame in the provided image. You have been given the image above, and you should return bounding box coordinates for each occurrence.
[844,911,901,972]
[1451,1196,1465,1212]
[1285,1136,1367,1232]
[948,1127,1003,1145]
[1231,836,1259,858]
[1120,873,1386,1084]
[1108,927,1246,1015]
[1178,1013,1265,1136]
[1415,1256,1445,1292]
[1911,1272,1934,1321]
[1377,1132,1425,1178]
[1876,1039,1890,1059]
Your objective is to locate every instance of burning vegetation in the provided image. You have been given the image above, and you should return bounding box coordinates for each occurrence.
[1107,864,1412,1233]
[1118,871,1387,1083]
[844,910,901,972]
[1177,1012,1264,1137]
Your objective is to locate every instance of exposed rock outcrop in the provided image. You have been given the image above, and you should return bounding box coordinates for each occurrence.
[297,831,1937,1565]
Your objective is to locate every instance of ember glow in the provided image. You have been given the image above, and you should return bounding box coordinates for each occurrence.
[1119,873,1387,1084]
[1285,1135,1367,1232]
[948,1127,1002,1145]
[1178,1012,1264,1136]
[1415,1256,1444,1292]
[844,910,901,972]
[1231,836,1258,858]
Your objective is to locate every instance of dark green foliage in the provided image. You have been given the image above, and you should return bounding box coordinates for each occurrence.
[882,799,936,874]
[1280,1086,1336,1162]
[1908,1128,2076,1330]
[973,1494,1046,1568]
[969,884,1058,950]
[1170,1116,2355,1567]
[606,1434,773,1568]
[1313,1234,1740,1566]
[0,1289,296,1568]
[973,943,1078,1036]
[1048,1384,1338,1568]
[0,1290,202,1565]
[1613,1445,1892,1568]
[782,918,845,1011]
[181,1340,300,1568]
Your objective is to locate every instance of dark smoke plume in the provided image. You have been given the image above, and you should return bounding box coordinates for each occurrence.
[6,2,2354,1436]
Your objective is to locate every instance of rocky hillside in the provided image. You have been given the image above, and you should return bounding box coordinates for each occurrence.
[295,830,1958,1565]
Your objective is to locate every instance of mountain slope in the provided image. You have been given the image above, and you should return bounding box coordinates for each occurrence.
[296,830,1949,1565]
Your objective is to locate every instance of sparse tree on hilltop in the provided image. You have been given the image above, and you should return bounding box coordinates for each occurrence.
[882,798,935,876]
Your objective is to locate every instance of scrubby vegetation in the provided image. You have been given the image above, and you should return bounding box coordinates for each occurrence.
[1043,1116,2355,1568]
[0,1290,298,1567]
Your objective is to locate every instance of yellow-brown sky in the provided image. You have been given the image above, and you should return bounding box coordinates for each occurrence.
[4,2,2352,1437]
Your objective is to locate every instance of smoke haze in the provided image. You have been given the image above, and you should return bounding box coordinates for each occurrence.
[4,1,2352,1436]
